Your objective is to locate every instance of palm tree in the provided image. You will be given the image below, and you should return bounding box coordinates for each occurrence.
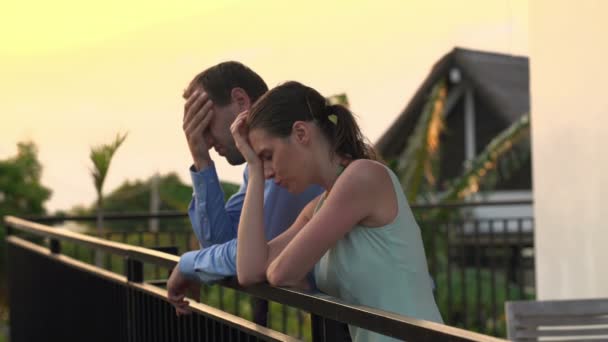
[90,132,127,265]
[394,81,447,202]
[392,79,530,205]
[439,113,530,203]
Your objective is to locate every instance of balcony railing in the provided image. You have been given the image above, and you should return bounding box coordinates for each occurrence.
[4,215,506,342]
[17,200,533,337]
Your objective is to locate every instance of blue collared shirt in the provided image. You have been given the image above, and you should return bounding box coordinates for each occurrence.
[179,163,322,283]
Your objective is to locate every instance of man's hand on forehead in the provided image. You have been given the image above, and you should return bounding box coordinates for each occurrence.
[183,82,201,100]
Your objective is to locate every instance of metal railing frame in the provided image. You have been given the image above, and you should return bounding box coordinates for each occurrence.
[4,215,506,341]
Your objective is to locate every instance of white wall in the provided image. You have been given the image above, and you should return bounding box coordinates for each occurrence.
[530,0,608,299]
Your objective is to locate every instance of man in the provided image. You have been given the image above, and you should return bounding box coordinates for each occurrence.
[167,62,322,318]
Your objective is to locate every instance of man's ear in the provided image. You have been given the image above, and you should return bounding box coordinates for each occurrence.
[231,88,252,111]
[292,121,311,145]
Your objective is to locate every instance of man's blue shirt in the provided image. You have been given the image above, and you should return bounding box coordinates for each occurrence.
[179,163,322,283]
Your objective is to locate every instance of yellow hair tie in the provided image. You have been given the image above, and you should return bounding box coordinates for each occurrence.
[328,114,338,125]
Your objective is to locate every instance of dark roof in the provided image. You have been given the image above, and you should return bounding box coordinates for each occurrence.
[375,47,529,158]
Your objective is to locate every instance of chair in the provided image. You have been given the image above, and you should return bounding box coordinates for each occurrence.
[505,297,608,341]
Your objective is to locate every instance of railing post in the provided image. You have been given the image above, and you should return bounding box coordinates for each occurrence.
[4,223,13,236]
[125,257,143,342]
[49,238,61,254]
[126,257,143,282]
[311,314,351,342]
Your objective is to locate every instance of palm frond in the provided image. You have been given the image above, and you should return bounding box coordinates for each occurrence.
[326,93,350,108]
[395,80,447,202]
[90,132,128,197]
[440,114,530,202]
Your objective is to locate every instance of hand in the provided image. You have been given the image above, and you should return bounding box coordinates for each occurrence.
[230,111,261,167]
[167,265,200,316]
[182,88,214,171]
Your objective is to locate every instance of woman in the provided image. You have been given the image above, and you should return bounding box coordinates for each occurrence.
[231,81,443,341]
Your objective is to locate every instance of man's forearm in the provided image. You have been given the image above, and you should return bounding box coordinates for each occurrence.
[189,164,243,246]
[179,239,238,283]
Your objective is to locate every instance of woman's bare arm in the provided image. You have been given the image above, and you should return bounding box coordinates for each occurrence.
[266,160,394,287]
[236,177,321,286]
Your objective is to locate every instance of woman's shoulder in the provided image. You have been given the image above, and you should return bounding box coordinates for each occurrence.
[342,159,391,184]
[335,159,395,197]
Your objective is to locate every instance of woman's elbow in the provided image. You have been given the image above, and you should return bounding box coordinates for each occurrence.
[237,270,265,287]
[266,266,291,287]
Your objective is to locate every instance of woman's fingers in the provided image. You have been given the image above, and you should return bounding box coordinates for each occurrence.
[230,114,246,140]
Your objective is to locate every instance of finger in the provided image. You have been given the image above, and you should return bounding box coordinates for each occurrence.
[183,89,200,119]
[183,92,209,125]
[237,110,249,119]
[184,92,210,124]
[183,82,197,99]
[185,99,214,134]
[230,113,246,133]
[176,306,191,316]
[175,301,189,309]
[230,118,244,139]
[185,111,214,144]
[168,293,186,303]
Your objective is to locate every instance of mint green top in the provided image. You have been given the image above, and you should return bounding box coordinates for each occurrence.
[313,165,443,342]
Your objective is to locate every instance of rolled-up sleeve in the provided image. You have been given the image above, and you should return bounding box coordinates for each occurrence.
[188,163,246,247]
[178,238,238,283]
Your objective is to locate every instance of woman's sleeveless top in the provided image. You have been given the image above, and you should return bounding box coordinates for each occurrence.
[313,164,443,341]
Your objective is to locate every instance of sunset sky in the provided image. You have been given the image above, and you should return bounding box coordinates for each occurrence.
[1,0,528,212]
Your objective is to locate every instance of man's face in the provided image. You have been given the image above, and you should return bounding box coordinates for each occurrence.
[206,100,245,165]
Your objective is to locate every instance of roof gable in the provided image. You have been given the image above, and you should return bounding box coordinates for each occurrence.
[376,47,529,158]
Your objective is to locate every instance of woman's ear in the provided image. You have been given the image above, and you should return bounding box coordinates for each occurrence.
[230,88,252,111]
[291,121,311,145]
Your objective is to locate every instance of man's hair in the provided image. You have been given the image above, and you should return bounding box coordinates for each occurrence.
[188,61,268,106]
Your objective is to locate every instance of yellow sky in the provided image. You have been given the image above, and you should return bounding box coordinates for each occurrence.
[0,0,528,211]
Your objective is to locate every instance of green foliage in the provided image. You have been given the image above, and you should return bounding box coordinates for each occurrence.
[0,141,52,217]
[90,132,128,200]
[392,79,530,205]
[395,81,447,202]
[0,141,52,329]
[440,114,531,202]
[389,81,532,337]
[72,172,240,232]
[434,268,532,336]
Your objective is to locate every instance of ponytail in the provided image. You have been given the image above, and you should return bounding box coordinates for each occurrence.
[323,104,377,161]
[248,81,379,162]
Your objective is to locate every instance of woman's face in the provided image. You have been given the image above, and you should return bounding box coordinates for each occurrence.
[248,127,312,193]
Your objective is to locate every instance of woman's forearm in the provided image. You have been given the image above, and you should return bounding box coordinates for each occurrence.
[236,165,268,286]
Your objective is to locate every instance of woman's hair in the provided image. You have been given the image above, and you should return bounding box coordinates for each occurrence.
[247,81,377,161]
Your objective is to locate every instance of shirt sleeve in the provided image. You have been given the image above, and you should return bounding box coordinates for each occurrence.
[187,163,247,248]
[178,239,237,283]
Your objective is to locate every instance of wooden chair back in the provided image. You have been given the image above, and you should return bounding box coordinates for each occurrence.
[505,297,608,341]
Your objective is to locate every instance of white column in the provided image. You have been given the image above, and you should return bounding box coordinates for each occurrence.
[464,87,476,165]
[530,0,608,299]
